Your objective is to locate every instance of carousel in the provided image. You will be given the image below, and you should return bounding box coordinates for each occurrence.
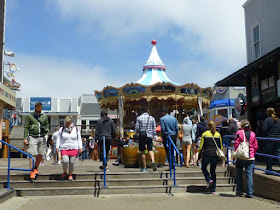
[95,40,212,128]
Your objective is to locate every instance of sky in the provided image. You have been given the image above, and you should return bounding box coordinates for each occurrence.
[5,0,247,98]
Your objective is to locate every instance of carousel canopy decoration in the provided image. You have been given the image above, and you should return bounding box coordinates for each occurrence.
[95,40,212,110]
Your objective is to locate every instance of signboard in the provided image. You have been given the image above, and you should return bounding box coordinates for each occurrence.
[180,87,198,95]
[123,86,145,95]
[261,76,276,104]
[30,97,52,111]
[216,87,227,94]
[235,93,246,116]
[103,88,118,98]
[151,85,175,93]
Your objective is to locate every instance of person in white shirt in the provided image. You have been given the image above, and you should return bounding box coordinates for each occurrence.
[56,116,82,181]
[52,127,61,165]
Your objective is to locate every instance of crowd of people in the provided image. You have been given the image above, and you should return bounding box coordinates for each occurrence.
[23,102,280,198]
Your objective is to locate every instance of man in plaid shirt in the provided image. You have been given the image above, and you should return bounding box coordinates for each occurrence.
[135,106,157,172]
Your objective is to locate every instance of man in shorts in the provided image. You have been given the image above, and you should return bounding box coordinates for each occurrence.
[24,102,49,181]
[135,106,157,172]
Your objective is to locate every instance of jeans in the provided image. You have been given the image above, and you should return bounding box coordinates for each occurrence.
[236,159,254,197]
[163,135,177,168]
[82,150,88,160]
[263,141,280,171]
[98,138,111,167]
[201,156,219,193]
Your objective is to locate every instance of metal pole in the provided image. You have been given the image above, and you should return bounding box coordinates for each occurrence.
[168,136,172,178]
[103,135,106,187]
[7,146,10,189]
[173,145,176,186]
[226,137,229,166]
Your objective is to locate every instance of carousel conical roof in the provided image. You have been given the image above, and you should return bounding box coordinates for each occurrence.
[135,40,180,86]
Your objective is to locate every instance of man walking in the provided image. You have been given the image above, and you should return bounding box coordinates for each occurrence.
[135,106,157,172]
[160,108,178,169]
[95,109,116,171]
[24,102,49,181]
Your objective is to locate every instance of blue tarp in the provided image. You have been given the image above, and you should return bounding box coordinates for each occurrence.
[209,99,236,109]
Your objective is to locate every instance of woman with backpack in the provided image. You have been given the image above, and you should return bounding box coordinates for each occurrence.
[234,120,258,198]
[56,116,82,181]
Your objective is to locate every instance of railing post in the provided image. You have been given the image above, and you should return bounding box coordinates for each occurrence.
[173,144,176,186]
[168,136,172,178]
[226,137,229,166]
[103,135,107,188]
[7,147,11,189]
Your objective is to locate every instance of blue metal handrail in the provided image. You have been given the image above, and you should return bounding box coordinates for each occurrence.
[167,136,183,186]
[102,136,107,188]
[0,140,35,189]
[224,135,280,176]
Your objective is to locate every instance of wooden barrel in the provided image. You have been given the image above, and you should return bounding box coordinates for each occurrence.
[122,147,139,168]
[137,151,159,168]
[156,147,166,167]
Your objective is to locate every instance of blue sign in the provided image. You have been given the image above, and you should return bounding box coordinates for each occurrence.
[30,97,52,111]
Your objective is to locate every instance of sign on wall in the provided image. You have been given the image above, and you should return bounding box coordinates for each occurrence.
[261,76,276,104]
[30,97,52,111]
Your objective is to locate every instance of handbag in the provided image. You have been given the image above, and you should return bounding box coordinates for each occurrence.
[178,129,183,140]
[211,136,225,160]
[139,116,150,139]
[234,130,250,160]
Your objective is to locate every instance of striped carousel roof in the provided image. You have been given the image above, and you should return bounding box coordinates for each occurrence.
[135,40,180,86]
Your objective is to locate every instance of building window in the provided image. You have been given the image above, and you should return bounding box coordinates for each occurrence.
[218,109,228,118]
[81,120,86,129]
[252,25,260,60]
[59,116,65,126]
[231,108,236,118]
[89,120,96,129]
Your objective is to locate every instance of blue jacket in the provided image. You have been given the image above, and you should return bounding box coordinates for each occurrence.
[160,114,178,136]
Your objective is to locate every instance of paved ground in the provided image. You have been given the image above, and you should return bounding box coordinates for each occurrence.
[0,193,279,210]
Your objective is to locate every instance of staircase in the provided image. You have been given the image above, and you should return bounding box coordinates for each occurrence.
[0,169,236,197]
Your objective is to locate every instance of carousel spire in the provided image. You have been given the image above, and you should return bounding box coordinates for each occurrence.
[143,40,166,70]
[135,40,180,86]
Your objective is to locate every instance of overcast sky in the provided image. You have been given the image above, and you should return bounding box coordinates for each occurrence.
[5,0,247,98]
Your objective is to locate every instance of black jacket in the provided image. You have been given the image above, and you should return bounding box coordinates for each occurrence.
[227,121,239,135]
[196,122,207,142]
[262,117,280,138]
[95,116,116,140]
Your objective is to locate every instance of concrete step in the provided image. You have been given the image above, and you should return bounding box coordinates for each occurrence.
[0,171,228,181]
[170,184,236,193]
[15,185,170,197]
[0,189,15,204]
[2,177,233,189]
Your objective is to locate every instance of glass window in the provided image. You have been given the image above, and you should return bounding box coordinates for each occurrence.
[252,25,261,60]
[89,120,97,129]
[81,120,86,129]
[59,116,65,126]
[218,109,228,118]
[232,108,236,118]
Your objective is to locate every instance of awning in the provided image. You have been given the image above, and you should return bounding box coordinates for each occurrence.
[209,99,236,109]
[216,47,280,86]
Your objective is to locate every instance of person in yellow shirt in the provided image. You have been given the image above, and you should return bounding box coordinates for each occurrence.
[198,120,223,194]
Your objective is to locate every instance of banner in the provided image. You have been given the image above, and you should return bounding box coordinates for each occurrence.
[30,97,52,111]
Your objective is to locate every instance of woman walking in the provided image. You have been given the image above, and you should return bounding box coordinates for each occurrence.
[191,118,197,166]
[181,117,193,167]
[234,120,258,198]
[56,116,82,181]
[198,120,223,194]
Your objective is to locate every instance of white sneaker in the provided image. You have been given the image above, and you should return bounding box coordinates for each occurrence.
[57,161,61,165]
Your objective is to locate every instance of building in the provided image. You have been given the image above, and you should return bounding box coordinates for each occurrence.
[216,0,280,129]
[209,87,246,119]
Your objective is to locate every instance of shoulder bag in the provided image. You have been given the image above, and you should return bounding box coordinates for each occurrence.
[211,136,225,160]
[234,130,250,160]
[139,116,150,139]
